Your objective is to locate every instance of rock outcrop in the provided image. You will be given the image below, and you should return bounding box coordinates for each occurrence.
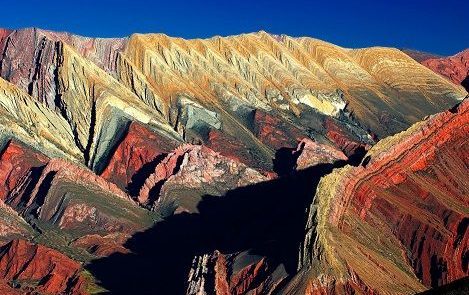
[100,121,180,191]
[0,28,465,174]
[5,156,153,235]
[0,239,86,294]
[294,138,348,170]
[138,144,270,212]
[187,250,288,295]
[0,137,153,264]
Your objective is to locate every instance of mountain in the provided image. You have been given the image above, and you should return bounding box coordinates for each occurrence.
[0,27,467,294]
[405,49,469,91]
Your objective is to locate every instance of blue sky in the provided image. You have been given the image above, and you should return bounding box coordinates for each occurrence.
[2,0,467,55]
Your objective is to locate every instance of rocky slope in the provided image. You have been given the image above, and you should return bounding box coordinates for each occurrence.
[0,239,87,294]
[290,99,469,294]
[181,99,468,295]
[0,27,466,294]
[406,49,469,91]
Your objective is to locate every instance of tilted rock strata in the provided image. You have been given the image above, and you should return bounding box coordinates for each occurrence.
[0,28,180,167]
[421,49,469,89]
[294,99,469,294]
[187,250,288,295]
[0,77,81,160]
[0,28,465,174]
[100,121,180,191]
[0,239,87,294]
[6,157,153,235]
[0,27,467,295]
[0,138,153,256]
[122,32,465,138]
[139,144,270,212]
[0,140,49,200]
[295,138,348,170]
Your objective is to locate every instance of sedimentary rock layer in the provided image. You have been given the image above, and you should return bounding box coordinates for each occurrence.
[293,99,468,294]
[0,239,86,294]
[0,27,467,294]
[406,49,469,91]
[0,28,466,173]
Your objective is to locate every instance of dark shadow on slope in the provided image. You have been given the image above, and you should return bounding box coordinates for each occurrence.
[273,147,300,176]
[461,76,469,92]
[86,153,358,294]
[418,276,469,295]
[347,146,367,166]
[127,154,167,197]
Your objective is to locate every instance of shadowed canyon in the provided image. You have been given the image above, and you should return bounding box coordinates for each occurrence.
[0,27,467,294]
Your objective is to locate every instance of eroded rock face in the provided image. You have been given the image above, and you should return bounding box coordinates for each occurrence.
[6,158,153,235]
[295,138,348,170]
[0,279,21,295]
[0,239,86,294]
[0,28,464,173]
[253,110,306,150]
[0,140,48,200]
[294,99,469,294]
[187,250,288,295]
[99,121,179,191]
[0,138,153,261]
[138,144,270,212]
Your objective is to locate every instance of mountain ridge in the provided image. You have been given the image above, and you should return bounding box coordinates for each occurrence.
[0,27,466,294]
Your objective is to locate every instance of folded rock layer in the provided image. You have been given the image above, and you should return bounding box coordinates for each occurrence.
[292,99,468,294]
[0,27,466,294]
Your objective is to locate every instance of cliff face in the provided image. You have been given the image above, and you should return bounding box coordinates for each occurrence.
[0,27,467,294]
[99,121,180,190]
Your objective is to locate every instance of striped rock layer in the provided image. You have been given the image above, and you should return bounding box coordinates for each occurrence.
[0,27,466,294]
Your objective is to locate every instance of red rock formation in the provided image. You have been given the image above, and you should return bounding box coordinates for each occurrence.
[37,158,131,201]
[7,157,132,207]
[206,129,266,171]
[0,28,127,106]
[3,148,152,236]
[297,100,469,293]
[100,122,179,191]
[295,138,348,170]
[0,27,466,295]
[253,110,306,150]
[0,239,86,294]
[137,144,189,206]
[324,118,372,156]
[0,279,21,295]
[187,250,287,295]
[138,144,270,211]
[420,49,469,87]
[342,100,469,287]
[0,140,48,200]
